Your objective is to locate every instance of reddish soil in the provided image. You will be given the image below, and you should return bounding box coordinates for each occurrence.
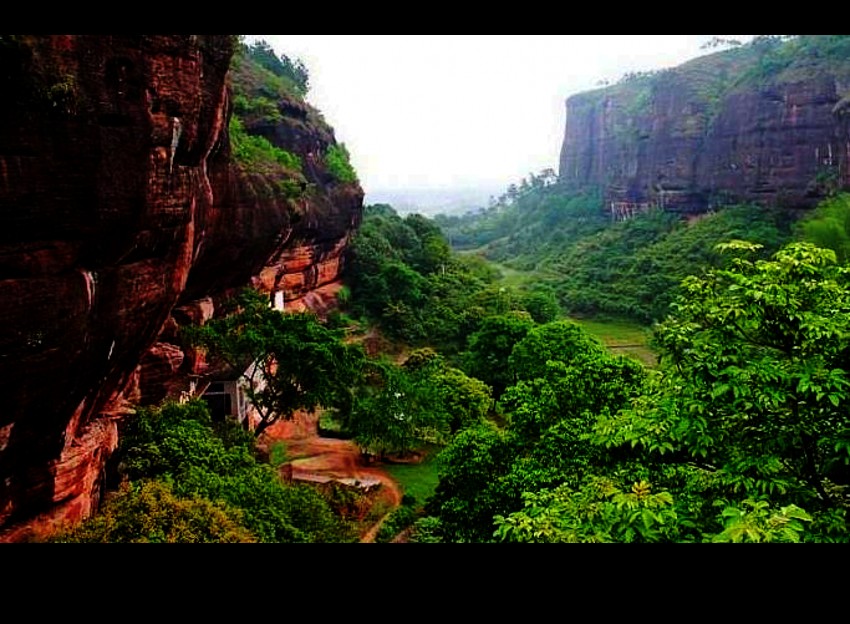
[261,412,403,543]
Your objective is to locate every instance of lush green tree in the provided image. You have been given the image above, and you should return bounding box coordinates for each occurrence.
[245,39,310,96]
[521,288,562,325]
[509,320,607,384]
[186,289,365,438]
[463,312,535,399]
[50,481,256,544]
[495,478,679,544]
[426,367,493,434]
[597,242,850,539]
[503,354,646,451]
[343,360,454,459]
[119,401,355,543]
[403,351,492,434]
[427,423,519,543]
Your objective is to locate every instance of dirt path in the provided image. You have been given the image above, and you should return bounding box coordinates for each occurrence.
[261,413,403,543]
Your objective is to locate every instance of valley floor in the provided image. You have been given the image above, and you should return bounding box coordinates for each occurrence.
[262,413,404,543]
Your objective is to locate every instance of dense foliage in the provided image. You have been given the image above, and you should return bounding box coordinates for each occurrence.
[63,193,850,543]
[596,243,850,539]
[421,240,850,543]
[185,290,365,438]
[437,179,793,324]
[57,401,356,543]
[427,326,648,542]
[799,194,850,264]
[346,204,551,354]
[336,351,491,459]
[228,37,359,196]
[549,204,791,323]
[325,144,359,184]
[52,481,257,544]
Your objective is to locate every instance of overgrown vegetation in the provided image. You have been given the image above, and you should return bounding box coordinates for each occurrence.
[326,144,358,184]
[418,241,850,543]
[346,204,561,355]
[798,194,850,264]
[227,37,359,194]
[185,290,364,439]
[53,401,357,543]
[549,204,792,324]
[438,178,793,325]
[229,117,303,187]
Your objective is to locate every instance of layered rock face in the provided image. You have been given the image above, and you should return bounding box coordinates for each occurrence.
[560,40,850,214]
[0,35,363,540]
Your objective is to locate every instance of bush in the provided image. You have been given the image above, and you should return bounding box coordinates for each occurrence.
[326,144,358,184]
[230,117,303,175]
[50,481,256,544]
[376,501,422,543]
[117,401,356,543]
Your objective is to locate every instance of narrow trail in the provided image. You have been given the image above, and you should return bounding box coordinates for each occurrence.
[261,413,403,544]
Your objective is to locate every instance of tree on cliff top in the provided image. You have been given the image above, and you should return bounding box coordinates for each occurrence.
[186,290,365,438]
[241,38,310,97]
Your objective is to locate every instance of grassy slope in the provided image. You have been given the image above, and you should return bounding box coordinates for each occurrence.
[382,447,442,506]
[572,318,657,369]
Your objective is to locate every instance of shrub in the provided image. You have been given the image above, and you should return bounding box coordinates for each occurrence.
[50,481,256,544]
[326,144,358,184]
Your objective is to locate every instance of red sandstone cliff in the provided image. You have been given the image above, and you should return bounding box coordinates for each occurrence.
[560,36,850,213]
[0,35,363,541]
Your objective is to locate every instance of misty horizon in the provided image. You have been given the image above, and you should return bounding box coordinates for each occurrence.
[249,35,755,197]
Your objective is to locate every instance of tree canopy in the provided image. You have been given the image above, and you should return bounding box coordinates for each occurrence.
[493,242,850,543]
[186,290,365,438]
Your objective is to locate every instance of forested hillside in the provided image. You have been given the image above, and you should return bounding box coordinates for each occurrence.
[373,192,850,543]
[561,35,850,212]
[12,34,850,545]
[438,179,798,323]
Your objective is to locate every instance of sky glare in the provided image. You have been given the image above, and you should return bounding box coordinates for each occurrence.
[250,35,754,201]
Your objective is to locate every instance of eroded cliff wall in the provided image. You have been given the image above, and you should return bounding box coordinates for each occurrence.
[0,35,363,540]
[560,37,850,214]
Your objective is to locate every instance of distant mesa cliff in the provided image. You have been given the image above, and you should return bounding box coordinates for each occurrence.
[0,35,363,541]
[560,36,850,214]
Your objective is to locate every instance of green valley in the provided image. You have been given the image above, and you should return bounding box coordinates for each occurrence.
[7,34,850,545]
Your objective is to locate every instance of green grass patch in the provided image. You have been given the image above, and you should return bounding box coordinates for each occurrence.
[383,446,443,506]
[572,318,658,368]
[490,261,540,289]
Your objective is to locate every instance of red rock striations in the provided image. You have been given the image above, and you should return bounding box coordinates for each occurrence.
[0,35,363,540]
[560,42,850,214]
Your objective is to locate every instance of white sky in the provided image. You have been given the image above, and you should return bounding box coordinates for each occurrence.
[250,35,753,197]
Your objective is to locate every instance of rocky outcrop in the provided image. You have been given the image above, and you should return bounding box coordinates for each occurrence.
[0,35,363,540]
[560,38,850,214]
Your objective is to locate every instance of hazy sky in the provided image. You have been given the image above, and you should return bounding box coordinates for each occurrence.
[250,35,753,197]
